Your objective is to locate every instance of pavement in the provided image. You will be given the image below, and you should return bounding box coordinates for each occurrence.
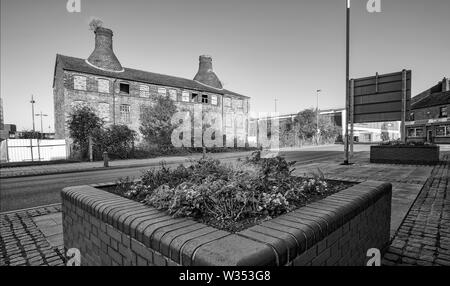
[1,144,449,266]
[0,151,253,179]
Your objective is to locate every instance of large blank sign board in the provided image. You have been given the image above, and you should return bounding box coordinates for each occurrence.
[352,70,411,123]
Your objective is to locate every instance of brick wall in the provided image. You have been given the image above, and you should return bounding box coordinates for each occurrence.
[62,180,391,266]
[370,145,440,165]
[54,70,249,144]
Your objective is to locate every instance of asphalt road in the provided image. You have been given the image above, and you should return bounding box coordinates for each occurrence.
[0,146,354,212]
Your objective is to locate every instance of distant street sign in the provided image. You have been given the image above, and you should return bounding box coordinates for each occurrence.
[352,70,411,123]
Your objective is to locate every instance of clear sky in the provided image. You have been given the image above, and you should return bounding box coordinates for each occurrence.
[1,0,449,131]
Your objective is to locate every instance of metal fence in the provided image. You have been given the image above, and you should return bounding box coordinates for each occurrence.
[0,139,68,163]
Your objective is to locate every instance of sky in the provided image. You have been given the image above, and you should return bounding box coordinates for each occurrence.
[1,0,449,132]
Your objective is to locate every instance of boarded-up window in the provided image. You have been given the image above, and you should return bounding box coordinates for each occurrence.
[223,97,231,107]
[98,103,110,122]
[98,79,110,93]
[233,98,243,109]
[182,91,190,102]
[225,114,233,127]
[169,89,177,101]
[74,75,86,91]
[211,95,218,105]
[120,104,131,123]
[158,87,167,96]
[140,85,150,97]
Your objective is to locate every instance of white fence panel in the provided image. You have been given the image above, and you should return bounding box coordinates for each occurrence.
[1,139,67,163]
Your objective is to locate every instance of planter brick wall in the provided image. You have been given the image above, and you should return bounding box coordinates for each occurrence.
[370,145,440,165]
[61,180,392,266]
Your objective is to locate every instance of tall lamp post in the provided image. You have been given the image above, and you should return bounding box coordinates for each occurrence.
[30,95,36,132]
[316,89,322,145]
[344,0,351,165]
[35,111,48,135]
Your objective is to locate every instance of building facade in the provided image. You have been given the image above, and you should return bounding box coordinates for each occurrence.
[53,27,250,146]
[406,78,450,144]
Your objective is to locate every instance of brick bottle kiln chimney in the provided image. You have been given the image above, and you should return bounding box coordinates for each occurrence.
[86,27,124,72]
[193,55,223,89]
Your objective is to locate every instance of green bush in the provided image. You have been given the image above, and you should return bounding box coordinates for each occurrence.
[114,150,337,232]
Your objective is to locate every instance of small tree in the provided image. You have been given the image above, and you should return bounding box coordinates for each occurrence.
[294,109,317,143]
[67,106,103,160]
[140,95,178,151]
[93,125,137,159]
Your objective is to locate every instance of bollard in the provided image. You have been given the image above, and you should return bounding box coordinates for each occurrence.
[103,151,109,167]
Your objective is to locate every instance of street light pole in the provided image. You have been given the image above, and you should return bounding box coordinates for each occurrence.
[344,0,351,165]
[35,111,48,134]
[274,98,278,113]
[316,89,322,145]
[30,95,36,132]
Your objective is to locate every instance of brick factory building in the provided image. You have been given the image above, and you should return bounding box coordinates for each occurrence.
[53,26,250,145]
[406,77,450,144]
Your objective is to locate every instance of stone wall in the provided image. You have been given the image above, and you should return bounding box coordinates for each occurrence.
[61,180,391,266]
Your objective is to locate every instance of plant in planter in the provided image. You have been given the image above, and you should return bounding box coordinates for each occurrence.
[111,151,353,232]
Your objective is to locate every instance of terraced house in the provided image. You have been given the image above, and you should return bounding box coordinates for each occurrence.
[53,26,250,145]
[406,77,450,144]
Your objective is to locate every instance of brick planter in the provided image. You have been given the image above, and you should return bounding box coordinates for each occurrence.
[61,180,392,266]
[370,145,440,165]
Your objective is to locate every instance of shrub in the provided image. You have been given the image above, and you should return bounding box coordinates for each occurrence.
[114,150,341,232]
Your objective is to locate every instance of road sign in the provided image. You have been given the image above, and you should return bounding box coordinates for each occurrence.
[352,70,411,123]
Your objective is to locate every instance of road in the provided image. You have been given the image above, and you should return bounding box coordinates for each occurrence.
[0,145,369,212]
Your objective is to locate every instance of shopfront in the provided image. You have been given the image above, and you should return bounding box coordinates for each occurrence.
[406,118,450,144]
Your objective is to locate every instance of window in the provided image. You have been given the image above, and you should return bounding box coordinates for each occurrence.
[158,87,167,96]
[191,93,198,103]
[408,127,424,137]
[233,99,243,109]
[225,114,233,127]
[440,106,448,118]
[436,125,450,137]
[181,91,189,102]
[211,95,218,105]
[97,79,110,93]
[169,89,177,101]
[120,104,131,123]
[140,85,150,97]
[223,97,231,107]
[98,103,110,122]
[201,94,209,104]
[73,75,86,90]
[120,83,130,94]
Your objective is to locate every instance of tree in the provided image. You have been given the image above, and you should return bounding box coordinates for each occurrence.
[294,109,317,142]
[140,95,178,151]
[67,106,103,159]
[293,108,341,145]
[93,125,137,159]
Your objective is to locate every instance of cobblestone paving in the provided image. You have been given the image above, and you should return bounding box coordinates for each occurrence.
[0,205,65,266]
[382,156,450,266]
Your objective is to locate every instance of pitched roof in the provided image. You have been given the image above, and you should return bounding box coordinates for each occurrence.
[54,54,248,98]
[412,90,450,110]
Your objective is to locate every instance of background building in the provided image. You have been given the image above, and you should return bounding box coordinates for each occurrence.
[406,77,450,144]
[53,26,250,146]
